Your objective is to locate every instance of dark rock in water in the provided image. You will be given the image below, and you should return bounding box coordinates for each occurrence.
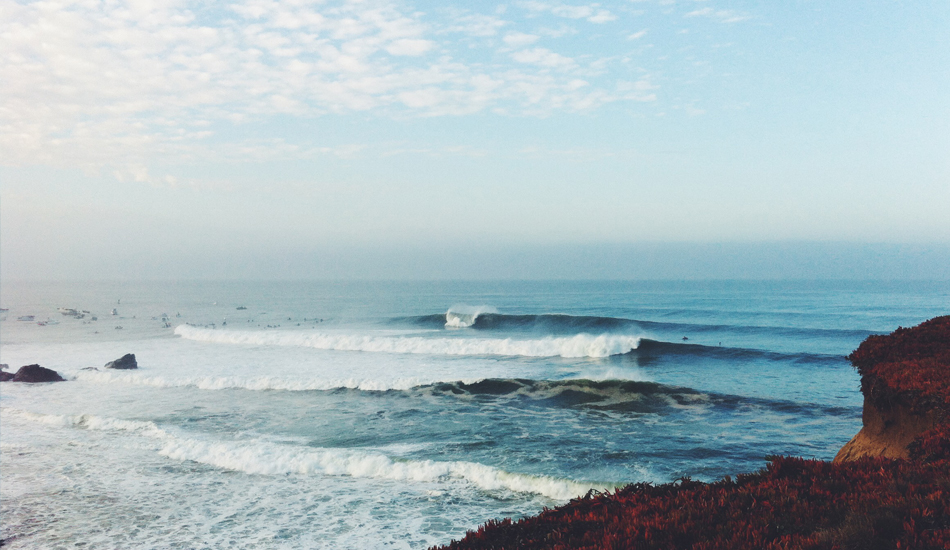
[80,367,99,371]
[105,353,137,370]
[0,372,14,382]
[11,364,65,383]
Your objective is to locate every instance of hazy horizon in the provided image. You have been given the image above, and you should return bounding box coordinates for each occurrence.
[3,241,949,281]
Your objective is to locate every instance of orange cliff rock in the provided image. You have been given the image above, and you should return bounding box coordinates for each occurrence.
[834,394,939,461]
[836,315,950,462]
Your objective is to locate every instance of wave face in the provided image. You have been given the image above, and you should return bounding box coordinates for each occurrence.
[406,311,635,333]
[174,324,641,358]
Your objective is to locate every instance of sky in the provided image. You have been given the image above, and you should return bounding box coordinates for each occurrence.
[1,0,949,280]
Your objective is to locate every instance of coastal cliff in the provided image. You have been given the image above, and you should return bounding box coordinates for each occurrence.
[436,316,950,550]
[833,394,938,461]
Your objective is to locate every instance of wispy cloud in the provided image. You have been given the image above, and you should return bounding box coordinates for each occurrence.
[0,0,678,173]
[520,1,618,24]
[684,7,751,23]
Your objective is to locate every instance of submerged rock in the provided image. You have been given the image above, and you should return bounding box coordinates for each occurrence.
[104,353,137,370]
[10,364,65,383]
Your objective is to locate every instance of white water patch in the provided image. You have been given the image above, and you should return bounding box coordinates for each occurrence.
[175,325,640,358]
[1,408,169,439]
[158,438,609,501]
[445,304,498,328]
[3,407,611,501]
[74,369,479,392]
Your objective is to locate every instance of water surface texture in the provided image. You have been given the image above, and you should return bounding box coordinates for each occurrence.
[2,280,947,549]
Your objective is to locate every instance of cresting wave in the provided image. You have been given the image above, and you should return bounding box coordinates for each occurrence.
[2,407,611,501]
[445,305,499,328]
[174,324,641,358]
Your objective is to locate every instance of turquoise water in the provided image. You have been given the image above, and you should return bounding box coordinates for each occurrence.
[1,280,947,548]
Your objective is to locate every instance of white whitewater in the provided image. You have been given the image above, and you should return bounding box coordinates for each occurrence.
[174,324,641,358]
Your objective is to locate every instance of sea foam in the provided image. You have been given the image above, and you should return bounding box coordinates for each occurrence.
[2,407,610,501]
[174,325,640,358]
[73,369,453,392]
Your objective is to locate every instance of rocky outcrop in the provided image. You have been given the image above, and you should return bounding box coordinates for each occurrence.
[7,364,65,383]
[104,353,137,369]
[835,316,950,462]
[0,371,14,382]
[834,395,939,461]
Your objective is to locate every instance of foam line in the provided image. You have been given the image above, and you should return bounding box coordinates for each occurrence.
[73,369,447,392]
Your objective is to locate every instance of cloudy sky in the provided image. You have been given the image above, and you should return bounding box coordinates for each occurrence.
[2,0,948,279]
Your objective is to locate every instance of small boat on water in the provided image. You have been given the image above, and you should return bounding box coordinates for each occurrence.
[111,309,119,316]
[17,315,35,321]
[59,307,80,316]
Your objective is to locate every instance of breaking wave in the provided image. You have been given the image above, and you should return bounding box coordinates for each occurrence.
[2,407,610,500]
[445,304,499,328]
[400,312,875,340]
[174,325,641,358]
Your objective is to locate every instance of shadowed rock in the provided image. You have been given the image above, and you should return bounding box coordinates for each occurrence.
[0,372,14,382]
[10,364,65,383]
[105,353,137,370]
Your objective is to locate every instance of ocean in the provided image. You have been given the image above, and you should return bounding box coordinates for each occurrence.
[1,280,947,549]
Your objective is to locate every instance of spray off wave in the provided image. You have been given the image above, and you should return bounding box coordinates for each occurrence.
[2,407,610,501]
[174,325,640,358]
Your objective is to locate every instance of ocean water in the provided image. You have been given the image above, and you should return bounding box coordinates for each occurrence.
[1,280,947,549]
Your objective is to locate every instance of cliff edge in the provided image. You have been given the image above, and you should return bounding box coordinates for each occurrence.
[436,316,950,550]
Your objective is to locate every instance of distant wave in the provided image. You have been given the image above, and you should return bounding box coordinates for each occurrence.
[2,407,611,500]
[398,312,874,340]
[174,325,641,358]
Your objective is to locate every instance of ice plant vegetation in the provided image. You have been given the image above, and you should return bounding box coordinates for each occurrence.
[436,316,950,550]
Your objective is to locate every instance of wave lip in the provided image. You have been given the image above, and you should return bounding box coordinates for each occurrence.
[445,304,499,328]
[174,325,641,358]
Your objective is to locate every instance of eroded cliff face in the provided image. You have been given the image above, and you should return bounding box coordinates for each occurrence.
[834,394,939,462]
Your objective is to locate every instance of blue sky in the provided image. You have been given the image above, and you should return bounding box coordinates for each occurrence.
[1,0,948,279]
